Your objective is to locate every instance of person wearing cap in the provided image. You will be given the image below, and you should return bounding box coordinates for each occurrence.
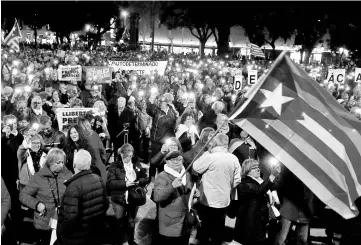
[57,149,108,245]
[192,133,242,245]
[152,150,194,245]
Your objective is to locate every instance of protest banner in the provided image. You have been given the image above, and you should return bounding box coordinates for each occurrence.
[85,66,112,83]
[57,65,82,81]
[327,69,345,84]
[56,108,99,131]
[234,75,243,91]
[248,70,258,85]
[108,60,168,76]
[355,68,361,83]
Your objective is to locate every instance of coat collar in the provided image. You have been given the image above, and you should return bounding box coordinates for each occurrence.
[64,169,93,186]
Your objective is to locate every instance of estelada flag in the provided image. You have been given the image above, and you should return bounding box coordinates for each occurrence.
[4,19,22,52]
[229,51,361,219]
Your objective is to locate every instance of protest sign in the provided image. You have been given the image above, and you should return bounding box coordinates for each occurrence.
[85,66,112,84]
[234,75,243,91]
[248,70,258,85]
[355,68,361,83]
[57,108,99,131]
[327,69,345,84]
[57,65,82,81]
[108,60,168,76]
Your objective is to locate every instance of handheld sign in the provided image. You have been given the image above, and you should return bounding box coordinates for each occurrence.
[58,65,82,81]
[85,66,112,84]
[108,60,168,76]
[57,108,99,131]
[233,75,243,91]
[355,68,361,83]
[248,70,258,85]
[327,69,345,84]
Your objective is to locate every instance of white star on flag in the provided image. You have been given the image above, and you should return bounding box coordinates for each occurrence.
[259,83,294,116]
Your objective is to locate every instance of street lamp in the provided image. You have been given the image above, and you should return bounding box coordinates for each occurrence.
[121,11,128,27]
[85,24,91,32]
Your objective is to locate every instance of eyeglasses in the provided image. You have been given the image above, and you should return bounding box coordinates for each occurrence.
[31,141,41,145]
[251,165,260,170]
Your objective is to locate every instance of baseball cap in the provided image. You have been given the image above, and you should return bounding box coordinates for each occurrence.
[165,150,183,161]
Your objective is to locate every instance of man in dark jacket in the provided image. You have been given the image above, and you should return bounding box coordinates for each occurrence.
[148,95,177,180]
[38,115,66,150]
[108,97,140,160]
[57,149,108,245]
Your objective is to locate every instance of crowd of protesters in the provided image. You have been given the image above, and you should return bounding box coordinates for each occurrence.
[1,43,361,245]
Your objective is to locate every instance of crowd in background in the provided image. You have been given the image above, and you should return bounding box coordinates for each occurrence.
[1,44,361,245]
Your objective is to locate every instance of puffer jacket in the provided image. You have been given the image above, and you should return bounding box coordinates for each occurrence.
[150,106,177,144]
[19,165,72,230]
[57,170,108,245]
[152,171,192,237]
[106,158,148,205]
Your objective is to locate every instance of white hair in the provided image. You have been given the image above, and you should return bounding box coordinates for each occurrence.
[212,101,225,111]
[74,149,92,171]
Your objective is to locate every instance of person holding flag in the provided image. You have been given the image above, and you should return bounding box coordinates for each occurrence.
[3,19,22,53]
[228,51,361,242]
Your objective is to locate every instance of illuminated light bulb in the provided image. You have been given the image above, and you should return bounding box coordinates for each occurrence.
[131,84,137,89]
[151,76,155,80]
[151,87,158,93]
[199,84,204,89]
[265,124,270,129]
[32,123,40,130]
[189,125,198,134]
[165,139,172,145]
[268,156,278,166]
[28,74,34,82]
[15,87,22,94]
[24,85,32,93]
[137,55,141,59]
[93,85,99,90]
[138,90,144,97]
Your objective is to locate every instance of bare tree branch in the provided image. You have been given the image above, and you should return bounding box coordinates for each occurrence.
[189,27,200,39]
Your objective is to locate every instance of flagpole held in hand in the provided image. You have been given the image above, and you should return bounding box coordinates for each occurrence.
[180,120,228,178]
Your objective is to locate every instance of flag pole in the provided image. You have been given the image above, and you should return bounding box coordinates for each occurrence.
[180,120,228,178]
